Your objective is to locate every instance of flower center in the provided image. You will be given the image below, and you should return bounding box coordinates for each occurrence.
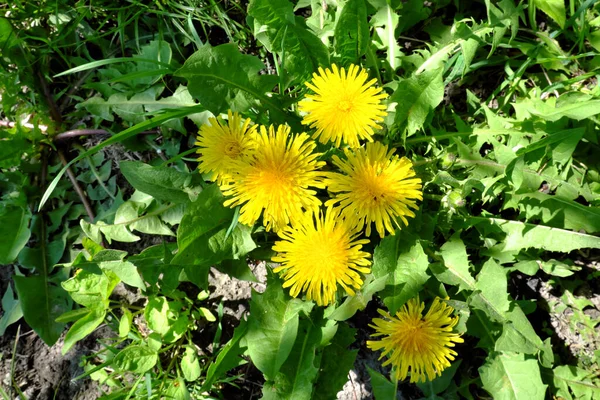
[223,140,243,158]
[337,99,353,112]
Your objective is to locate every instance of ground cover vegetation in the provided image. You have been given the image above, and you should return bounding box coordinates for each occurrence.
[1,0,600,398]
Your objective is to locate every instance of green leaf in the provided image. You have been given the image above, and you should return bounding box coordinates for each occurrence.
[181,346,201,382]
[120,161,197,204]
[246,274,314,379]
[0,285,23,335]
[479,353,546,400]
[174,43,279,115]
[165,377,190,400]
[61,268,119,310]
[248,0,329,83]
[62,309,106,354]
[172,184,256,269]
[392,67,444,137]
[367,367,397,400]
[552,365,600,400]
[417,360,462,397]
[144,296,170,335]
[262,317,321,400]
[202,320,248,392]
[371,233,430,314]
[370,2,402,70]
[466,217,600,258]
[526,98,600,121]
[313,324,358,400]
[14,275,70,346]
[533,0,566,28]
[40,105,206,210]
[495,306,545,355]
[113,345,158,374]
[334,0,369,63]
[100,260,145,289]
[0,206,31,264]
[327,274,388,321]
[471,259,510,321]
[119,308,133,338]
[432,234,476,292]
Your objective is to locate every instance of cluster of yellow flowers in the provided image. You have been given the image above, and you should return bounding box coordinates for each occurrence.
[195,64,461,383]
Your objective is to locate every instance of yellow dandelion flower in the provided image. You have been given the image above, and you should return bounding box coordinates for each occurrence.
[367,297,464,383]
[324,142,422,238]
[298,64,387,148]
[221,124,325,232]
[272,207,371,306]
[195,110,258,183]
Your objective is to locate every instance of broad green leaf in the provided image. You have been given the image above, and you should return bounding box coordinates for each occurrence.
[119,308,133,337]
[506,192,600,234]
[327,274,388,321]
[391,67,444,137]
[334,0,369,63]
[479,352,546,400]
[371,2,402,70]
[552,365,600,400]
[313,325,357,400]
[248,0,329,84]
[113,345,158,374]
[0,205,31,264]
[172,184,256,270]
[246,274,314,379]
[533,0,566,28]
[262,318,321,400]
[61,268,119,309]
[62,309,106,354]
[14,275,70,346]
[433,234,476,292]
[371,233,429,314]
[120,161,198,204]
[174,43,279,115]
[99,260,145,289]
[202,320,248,392]
[525,98,600,121]
[181,346,201,382]
[495,306,544,354]
[165,377,191,400]
[144,296,170,335]
[466,217,600,257]
[471,259,510,321]
[367,367,397,400]
[0,285,23,335]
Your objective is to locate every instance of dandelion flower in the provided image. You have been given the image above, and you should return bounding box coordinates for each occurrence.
[221,124,324,232]
[367,297,464,383]
[196,110,257,183]
[298,64,387,148]
[272,207,371,306]
[324,142,422,238]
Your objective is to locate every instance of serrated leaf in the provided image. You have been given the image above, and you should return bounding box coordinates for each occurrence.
[327,274,388,321]
[479,352,546,400]
[552,365,600,400]
[472,259,510,319]
[495,306,544,355]
[249,0,329,84]
[371,3,402,70]
[533,0,566,28]
[172,185,256,270]
[371,233,430,314]
[392,67,444,137]
[174,43,280,115]
[367,367,397,400]
[334,0,369,63]
[433,234,476,292]
[246,274,314,379]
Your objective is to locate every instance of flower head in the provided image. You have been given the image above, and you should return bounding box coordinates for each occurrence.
[324,142,422,238]
[298,64,387,148]
[196,111,257,183]
[221,124,325,232]
[272,207,371,306]
[367,297,464,383]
